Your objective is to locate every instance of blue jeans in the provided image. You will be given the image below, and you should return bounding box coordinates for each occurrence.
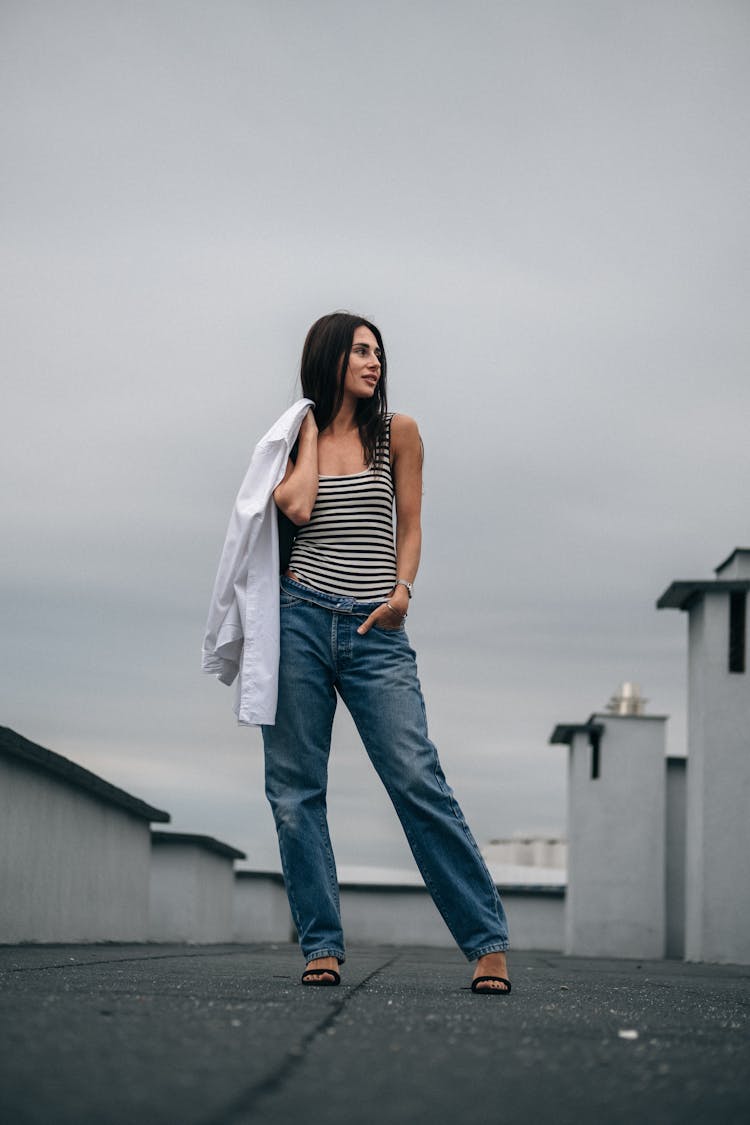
[261,576,510,966]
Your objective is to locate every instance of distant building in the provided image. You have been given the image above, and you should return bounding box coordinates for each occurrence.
[550,695,678,960]
[482,836,567,871]
[549,545,750,967]
[657,547,750,965]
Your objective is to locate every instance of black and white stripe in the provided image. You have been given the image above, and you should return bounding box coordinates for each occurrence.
[289,416,397,599]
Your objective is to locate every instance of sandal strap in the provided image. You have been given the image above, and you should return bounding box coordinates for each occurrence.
[471,975,512,994]
[301,968,341,985]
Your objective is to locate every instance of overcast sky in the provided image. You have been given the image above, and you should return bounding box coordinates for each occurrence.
[3,0,749,872]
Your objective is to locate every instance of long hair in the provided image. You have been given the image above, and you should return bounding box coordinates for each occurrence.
[300,312,388,467]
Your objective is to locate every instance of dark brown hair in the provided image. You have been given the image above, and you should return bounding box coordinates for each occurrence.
[300,312,388,467]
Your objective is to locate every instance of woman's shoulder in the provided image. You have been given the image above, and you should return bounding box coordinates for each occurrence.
[387,413,421,456]
[388,412,419,436]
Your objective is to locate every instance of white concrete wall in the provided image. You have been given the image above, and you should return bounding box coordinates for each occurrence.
[566,715,667,959]
[686,590,750,963]
[340,886,450,947]
[0,755,151,942]
[685,594,709,963]
[665,757,687,959]
[494,892,564,952]
[340,885,564,951]
[231,873,563,951]
[149,842,237,942]
[233,873,293,942]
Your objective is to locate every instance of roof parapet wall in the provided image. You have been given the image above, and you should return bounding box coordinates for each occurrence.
[0,726,170,823]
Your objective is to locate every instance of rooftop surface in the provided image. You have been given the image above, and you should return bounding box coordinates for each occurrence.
[1,943,748,1125]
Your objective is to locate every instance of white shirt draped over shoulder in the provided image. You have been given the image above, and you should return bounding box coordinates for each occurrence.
[202,398,314,726]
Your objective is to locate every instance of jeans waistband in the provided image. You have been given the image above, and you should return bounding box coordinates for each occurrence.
[281,575,387,614]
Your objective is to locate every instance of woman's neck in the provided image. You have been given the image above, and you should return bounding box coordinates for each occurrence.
[325,398,358,437]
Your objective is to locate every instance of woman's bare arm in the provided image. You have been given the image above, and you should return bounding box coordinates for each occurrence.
[273,409,319,525]
[392,413,423,602]
[357,413,423,634]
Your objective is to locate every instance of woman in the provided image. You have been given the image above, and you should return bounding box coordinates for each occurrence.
[264,312,511,994]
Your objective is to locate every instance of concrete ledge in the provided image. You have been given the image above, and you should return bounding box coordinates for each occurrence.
[337,874,564,897]
[149,832,246,942]
[234,870,293,942]
[0,727,169,823]
[656,578,750,610]
[151,831,246,860]
[232,867,565,949]
[338,881,564,951]
[0,730,167,942]
[549,721,604,746]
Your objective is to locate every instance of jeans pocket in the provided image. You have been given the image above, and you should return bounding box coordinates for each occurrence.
[280,592,303,608]
[370,619,405,634]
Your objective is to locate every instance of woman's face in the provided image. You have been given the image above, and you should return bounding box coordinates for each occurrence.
[342,325,381,399]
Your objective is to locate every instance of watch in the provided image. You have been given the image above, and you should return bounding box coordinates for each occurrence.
[394,579,413,599]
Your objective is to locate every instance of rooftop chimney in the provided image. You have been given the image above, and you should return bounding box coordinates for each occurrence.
[605,682,647,716]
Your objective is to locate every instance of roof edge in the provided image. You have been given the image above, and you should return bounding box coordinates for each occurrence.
[715,547,750,575]
[549,721,604,746]
[235,869,285,883]
[656,579,750,610]
[335,879,565,896]
[151,830,246,860]
[0,726,170,823]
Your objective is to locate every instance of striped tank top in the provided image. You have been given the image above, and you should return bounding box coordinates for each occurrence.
[288,414,397,600]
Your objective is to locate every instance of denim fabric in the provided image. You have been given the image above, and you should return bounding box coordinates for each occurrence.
[261,575,510,965]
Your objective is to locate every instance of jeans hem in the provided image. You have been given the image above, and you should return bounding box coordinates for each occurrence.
[466,941,510,961]
[305,948,346,965]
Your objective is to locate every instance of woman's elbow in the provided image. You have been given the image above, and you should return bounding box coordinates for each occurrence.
[274,485,313,526]
[277,499,313,526]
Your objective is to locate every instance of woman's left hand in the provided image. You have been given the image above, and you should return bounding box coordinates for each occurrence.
[357,592,409,635]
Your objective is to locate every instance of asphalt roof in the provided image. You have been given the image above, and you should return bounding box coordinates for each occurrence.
[1,942,748,1125]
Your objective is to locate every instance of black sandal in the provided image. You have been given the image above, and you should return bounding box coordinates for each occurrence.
[471,975,512,995]
[301,967,341,986]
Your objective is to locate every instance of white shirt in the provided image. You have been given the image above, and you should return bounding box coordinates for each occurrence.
[202,398,314,725]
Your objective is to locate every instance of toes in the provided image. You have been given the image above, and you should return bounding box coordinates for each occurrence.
[473,979,510,993]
